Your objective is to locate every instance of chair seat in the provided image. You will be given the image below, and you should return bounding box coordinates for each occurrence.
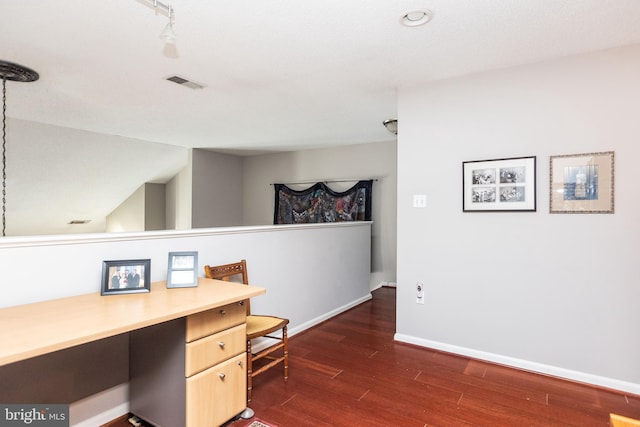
[247,314,289,339]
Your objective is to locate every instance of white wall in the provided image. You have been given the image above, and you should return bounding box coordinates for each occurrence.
[6,119,187,236]
[165,155,193,230]
[396,44,640,394]
[0,223,371,316]
[0,222,371,425]
[105,183,145,232]
[106,183,166,232]
[242,141,397,289]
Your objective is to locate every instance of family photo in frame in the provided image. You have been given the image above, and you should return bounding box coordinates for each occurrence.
[101,259,151,295]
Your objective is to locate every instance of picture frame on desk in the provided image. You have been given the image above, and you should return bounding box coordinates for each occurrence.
[462,156,537,212]
[166,251,199,288]
[101,259,151,295]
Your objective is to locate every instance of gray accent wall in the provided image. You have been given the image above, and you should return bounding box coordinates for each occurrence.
[396,44,640,394]
[191,149,243,228]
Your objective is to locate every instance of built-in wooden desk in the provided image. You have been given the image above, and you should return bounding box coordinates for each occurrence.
[0,278,265,426]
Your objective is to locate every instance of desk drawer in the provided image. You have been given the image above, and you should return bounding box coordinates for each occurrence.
[185,324,246,377]
[186,352,247,427]
[186,301,246,342]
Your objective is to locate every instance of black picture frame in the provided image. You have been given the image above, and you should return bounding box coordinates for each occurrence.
[462,156,537,212]
[101,259,151,295]
[166,251,199,288]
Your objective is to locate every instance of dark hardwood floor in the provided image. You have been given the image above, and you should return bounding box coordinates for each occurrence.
[233,287,640,427]
[110,287,640,426]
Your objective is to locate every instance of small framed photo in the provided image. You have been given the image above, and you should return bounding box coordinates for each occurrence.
[167,251,199,288]
[549,151,614,214]
[463,156,536,212]
[101,259,151,295]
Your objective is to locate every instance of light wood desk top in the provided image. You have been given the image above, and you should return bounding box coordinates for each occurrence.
[0,278,265,367]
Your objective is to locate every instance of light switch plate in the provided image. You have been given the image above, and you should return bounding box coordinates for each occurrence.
[413,194,427,208]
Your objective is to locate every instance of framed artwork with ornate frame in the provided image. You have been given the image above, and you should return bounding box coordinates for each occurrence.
[462,156,536,212]
[549,151,614,214]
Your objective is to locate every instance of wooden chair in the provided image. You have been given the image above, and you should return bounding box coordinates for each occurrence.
[204,260,289,404]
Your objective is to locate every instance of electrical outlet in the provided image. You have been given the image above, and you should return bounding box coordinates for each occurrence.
[416,282,424,304]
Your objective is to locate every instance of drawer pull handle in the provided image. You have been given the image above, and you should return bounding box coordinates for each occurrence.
[239,301,245,306]
[218,341,225,348]
[237,360,243,367]
[218,373,226,380]
[219,309,226,315]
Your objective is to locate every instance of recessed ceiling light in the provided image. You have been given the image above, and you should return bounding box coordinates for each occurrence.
[400,9,433,27]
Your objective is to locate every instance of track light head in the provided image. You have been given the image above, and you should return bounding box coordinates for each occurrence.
[160,22,176,44]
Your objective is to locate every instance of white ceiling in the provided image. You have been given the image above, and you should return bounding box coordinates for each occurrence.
[2,0,640,236]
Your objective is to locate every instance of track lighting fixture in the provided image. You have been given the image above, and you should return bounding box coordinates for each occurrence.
[159,4,176,44]
[142,0,175,44]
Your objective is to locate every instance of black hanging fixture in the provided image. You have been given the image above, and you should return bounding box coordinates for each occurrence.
[0,60,39,237]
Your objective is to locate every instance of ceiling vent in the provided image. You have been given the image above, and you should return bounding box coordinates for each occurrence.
[166,75,205,90]
[68,220,91,225]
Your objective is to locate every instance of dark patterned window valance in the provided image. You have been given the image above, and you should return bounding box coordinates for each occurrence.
[274,180,373,224]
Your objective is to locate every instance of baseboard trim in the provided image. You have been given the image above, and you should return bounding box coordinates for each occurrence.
[289,293,372,337]
[394,333,640,396]
[251,293,373,353]
[72,403,129,427]
[98,413,130,427]
[70,383,129,427]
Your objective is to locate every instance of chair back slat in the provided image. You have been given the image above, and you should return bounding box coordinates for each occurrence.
[204,259,251,315]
